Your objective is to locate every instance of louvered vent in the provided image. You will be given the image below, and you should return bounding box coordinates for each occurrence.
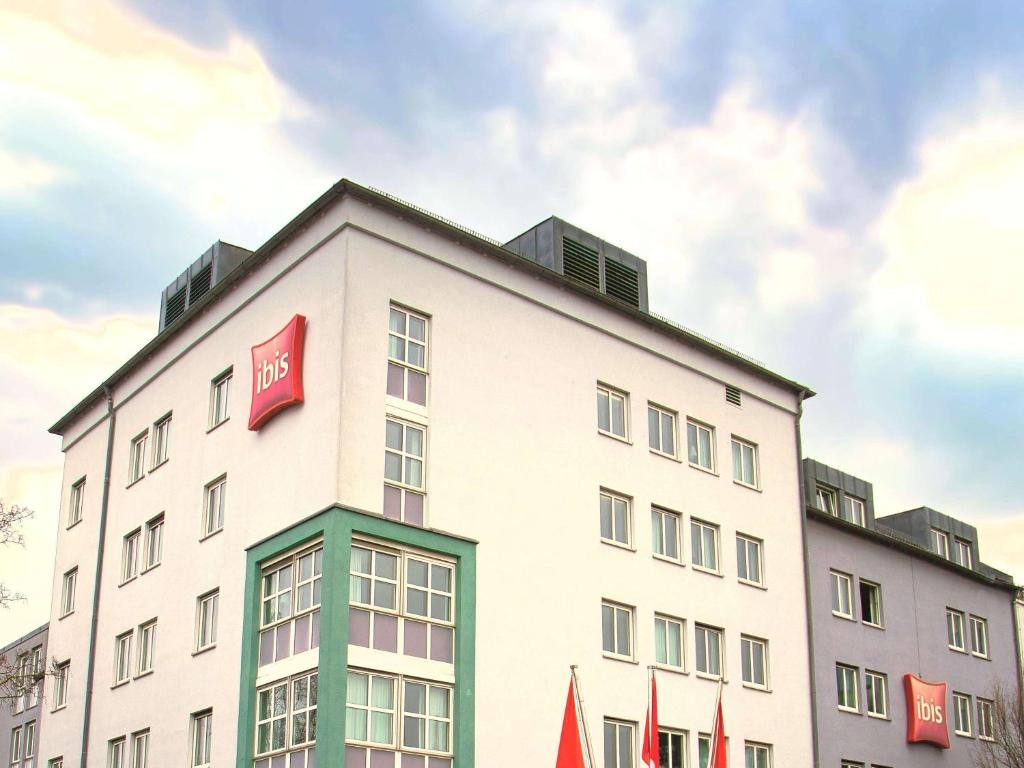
[562,237,600,290]
[725,384,742,407]
[164,287,187,328]
[604,258,640,307]
[188,263,213,304]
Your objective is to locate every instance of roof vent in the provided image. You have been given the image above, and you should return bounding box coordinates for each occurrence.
[504,218,649,311]
[159,241,253,332]
[726,385,742,407]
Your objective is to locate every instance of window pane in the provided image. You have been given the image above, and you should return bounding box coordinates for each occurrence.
[732,441,741,480]
[598,391,610,432]
[687,423,698,463]
[611,396,624,436]
[655,619,667,663]
[664,514,678,559]
[648,408,659,449]
[602,605,615,652]
[651,510,664,555]
[601,496,613,539]
[699,429,712,467]
[615,609,630,655]
[661,413,674,454]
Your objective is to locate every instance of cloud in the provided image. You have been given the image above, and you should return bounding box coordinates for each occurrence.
[0,146,69,198]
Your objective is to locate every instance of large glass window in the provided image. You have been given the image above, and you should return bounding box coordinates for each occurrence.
[387,306,429,406]
[731,437,758,487]
[597,385,628,440]
[603,720,634,768]
[695,624,723,677]
[346,672,395,746]
[859,580,883,627]
[651,507,681,561]
[385,419,425,490]
[740,636,768,688]
[654,615,683,670]
[830,571,853,618]
[259,545,323,666]
[840,495,865,526]
[736,534,763,586]
[978,699,994,740]
[658,730,685,768]
[865,671,887,718]
[815,486,836,515]
[601,601,633,660]
[931,528,950,559]
[191,710,212,768]
[256,672,318,756]
[953,692,972,736]
[600,491,631,547]
[403,681,451,753]
[687,420,715,470]
[648,404,676,457]
[946,608,966,651]
[836,664,859,711]
[744,743,771,768]
[970,615,989,658]
[691,520,719,572]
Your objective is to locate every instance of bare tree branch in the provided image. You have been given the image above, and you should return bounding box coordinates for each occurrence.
[973,680,1024,768]
[1,499,33,609]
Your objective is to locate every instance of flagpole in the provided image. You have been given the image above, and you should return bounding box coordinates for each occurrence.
[570,665,596,768]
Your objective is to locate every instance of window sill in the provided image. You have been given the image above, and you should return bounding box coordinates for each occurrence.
[206,417,229,435]
[866,712,890,721]
[653,554,685,568]
[695,672,724,683]
[649,449,681,463]
[600,538,635,553]
[837,706,861,716]
[192,644,217,657]
[51,704,67,713]
[66,519,82,531]
[948,646,969,654]
[687,462,718,477]
[119,576,137,588]
[149,458,169,474]
[134,669,154,681]
[602,653,638,665]
[954,731,974,739]
[970,653,991,661]
[692,565,724,578]
[741,683,771,693]
[654,664,687,676]
[385,395,429,418]
[199,528,224,543]
[126,476,145,489]
[979,736,996,743]
[732,479,762,493]
[58,611,73,621]
[111,680,130,690]
[832,612,857,622]
[862,621,885,631]
[141,562,161,575]
[737,578,766,591]
[598,430,631,446]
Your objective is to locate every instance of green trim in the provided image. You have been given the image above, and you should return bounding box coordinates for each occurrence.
[236,506,477,767]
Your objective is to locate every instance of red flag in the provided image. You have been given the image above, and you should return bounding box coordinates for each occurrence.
[641,671,659,768]
[555,677,586,768]
[710,683,727,768]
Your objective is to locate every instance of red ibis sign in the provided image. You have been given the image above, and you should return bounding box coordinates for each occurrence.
[248,314,306,430]
[903,674,949,748]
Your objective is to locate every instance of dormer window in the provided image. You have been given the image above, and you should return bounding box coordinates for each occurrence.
[930,528,950,559]
[815,485,837,516]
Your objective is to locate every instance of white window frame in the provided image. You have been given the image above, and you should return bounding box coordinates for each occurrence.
[10,726,23,767]
[597,384,629,441]
[603,719,635,768]
[349,545,400,615]
[107,737,126,768]
[136,620,156,677]
[836,664,859,712]
[977,698,994,741]
[690,519,720,573]
[143,515,163,572]
[815,485,837,516]
[387,305,430,405]
[955,538,973,568]
[404,555,453,623]
[50,759,64,768]
[931,528,950,559]
[651,506,682,563]
[68,477,85,527]
[290,671,318,748]
[22,721,35,766]
[658,728,686,768]
[730,436,758,488]
[830,570,854,619]
[740,635,768,689]
[694,623,723,679]
[384,418,426,491]
[344,670,397,748]
[209,368,232,429]
[947,608,967,652]
[970,615,989,658]
[130,730,149,768]
[654,614,684,671]
[647,403,677,458]
[859,580,883,628]
[191,710,213,768]
[151,413,171,467]
[599,490,632,549]
[255,680,288,755]
[196,590,219,652]
[841,495,866,526]
[736,533,764,586]
[128,432,147,484]
[745,742,772,768]
[601,601,634,661]
[121,529,140,585]
[953,692,972,736]
[202,475,226,538]
[686,419,715,471]
[27,645,41,708]
[114,632,133,686]
[54,660,70,710]
[60,567,77,617]
[402,678,453,754]
[864,670,887,718]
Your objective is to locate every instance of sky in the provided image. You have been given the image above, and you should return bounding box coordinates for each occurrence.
[1,0,1023,640]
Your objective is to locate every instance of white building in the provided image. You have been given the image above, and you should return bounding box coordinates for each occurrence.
[41,180,815,768]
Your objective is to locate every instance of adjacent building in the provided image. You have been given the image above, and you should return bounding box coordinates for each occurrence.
[804,458,1022,768]
[1,624,48,768]
[37,181,818,767]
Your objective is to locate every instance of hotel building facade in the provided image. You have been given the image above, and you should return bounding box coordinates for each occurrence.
[33,181,818,768]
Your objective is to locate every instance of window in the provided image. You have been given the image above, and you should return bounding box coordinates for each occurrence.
[386,305,428,406]
[687,420,714,470]
[651,507,681,561]
[697,734,711,768]
[859,580,883,627]
[953,692,972,736]
[349,547,398,612]
[600,491,631,548]
[830,570,853,618]
[841,495,866,526]
[291,672,318,748]
[130,731,149,768]
[191,710,212,767]
[603,720,635,768]
[151,414,171,467]
[597,385,628,440]
[13,654,26,714]
[731,437,758,487]
[947,608,966,651]
[815,485,836,515]
[405,556,453,623]
[736,534,763,586]
[691,520,719,572]
[384,419,425,490]
[402,680,452,753]
[745,742,771,768]
[114,632,132,685]
[137,620,156,676]
[209,369,232,428]
[108,737,126,768]
[695,624,723,678]
[10,726,22,768]
[740,636,768,688]
[68,477,85,527]
[840,763,864,768]
[60,568,77,617]
[836,664,859,711]
[28,645,41,708]
[601,601,633,660]
[648,404,677,457]
[931,528,950,559]
[654,615,684,670]
[196,590,219,651]
[121,529,140,584]
[143,515,163,571]
[22,722,35,768]
[49,759,63,768]
[955,538,973,568]
[970,615,989,658]
[54,660,69,709]
[256,671,318,755]
[658,729,685,768]
[260,546,323,666]
[128,432,147,484]
[977,698,994,740]
[202,476,226,537]
[345,671,395,746]
[865,671,887,718]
